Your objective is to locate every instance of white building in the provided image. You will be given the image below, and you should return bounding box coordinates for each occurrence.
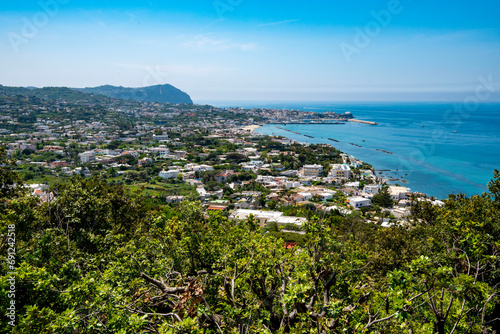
[348,196,372,209]
[149,145,170,158]
[341,154,361,167]
[173,151,188,158]
[389,186,412,201]
[302,164,323,177]
[416,198,445,207]
[184,163,213,172]
[196,187,208,200]
[153,133,169,141]
[279,138,294,145]
[165,195,185,203]
[241,165,257,172]
[121,150,140,158]
[316,192,334,201]
[27,183,49,194]
[345,181,360,188]
[363,185,380,194]
[246,160,264,167]
[229,209,307,228]
[256,175,281,184]
[273,216,308,226]
[297,192,313,201]
[329,164,351,180]
[390,208,410,219]
[61,167,72,175]
[243,147,258,156]
[432,200,445,207]
[230,209,282,228]
[284,181,301,189]
[159,169,181,179]
[78,151,96,163]
[324,205,352,215]
[96,149,120,156]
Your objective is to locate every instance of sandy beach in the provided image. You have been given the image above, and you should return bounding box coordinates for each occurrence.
[242,124,261,132]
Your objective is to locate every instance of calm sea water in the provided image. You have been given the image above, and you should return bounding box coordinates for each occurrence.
[203,101,500,199]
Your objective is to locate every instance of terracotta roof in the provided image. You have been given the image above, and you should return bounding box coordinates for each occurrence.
[207,206,226,211]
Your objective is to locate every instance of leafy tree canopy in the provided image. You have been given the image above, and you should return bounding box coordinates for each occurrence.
[1,167,499,333]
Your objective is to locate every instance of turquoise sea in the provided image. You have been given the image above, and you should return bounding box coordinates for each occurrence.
[203,101,500,199]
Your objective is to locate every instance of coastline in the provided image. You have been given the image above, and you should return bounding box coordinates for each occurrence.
[242,124,261,132]
[256,124,417,193]
[225,101,498,200]
[254,123,452,200]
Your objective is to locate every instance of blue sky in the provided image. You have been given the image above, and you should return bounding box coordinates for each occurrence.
[1,0,500,102]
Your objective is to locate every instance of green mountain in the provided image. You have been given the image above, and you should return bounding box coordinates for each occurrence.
[0,85,105,101]
[80,84,193,104]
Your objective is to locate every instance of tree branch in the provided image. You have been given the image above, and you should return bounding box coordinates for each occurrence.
[140,272,186,294]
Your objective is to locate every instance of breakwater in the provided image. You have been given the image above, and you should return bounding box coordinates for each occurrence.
[348,119,378,125]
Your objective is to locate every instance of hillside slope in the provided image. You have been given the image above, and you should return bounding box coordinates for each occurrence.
[80,84,193,104]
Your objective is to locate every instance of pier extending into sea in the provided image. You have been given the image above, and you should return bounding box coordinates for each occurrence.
[348,119,378,125]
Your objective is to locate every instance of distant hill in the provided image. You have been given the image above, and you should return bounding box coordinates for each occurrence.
[80,84,193,104]
[0,85,32,95]
[0,83,194,104]
[0,85,103,101]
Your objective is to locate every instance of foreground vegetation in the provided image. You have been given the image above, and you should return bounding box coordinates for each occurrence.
[1,147,499,333]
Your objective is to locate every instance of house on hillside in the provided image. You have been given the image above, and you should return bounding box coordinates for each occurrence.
[159,169,181,179]
[329,164,351,180]
[302,164,323,177]
[165,196,185,204]
[229,209,307,228]
[389,186,412,201]
[347,196,371,209]
[216,170,236,183]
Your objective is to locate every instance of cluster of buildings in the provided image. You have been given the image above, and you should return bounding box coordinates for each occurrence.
[0,90,446,231]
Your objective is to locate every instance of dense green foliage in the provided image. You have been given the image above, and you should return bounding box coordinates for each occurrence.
[81,84,193,104]
[0,146,23,210]
[371,187,393,208]
[0,85,107,102]
[1,147,499,332]
[0,84,192,105]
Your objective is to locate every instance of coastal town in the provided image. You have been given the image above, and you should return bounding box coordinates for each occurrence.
[3,1,499,331]
[0,87,444,240]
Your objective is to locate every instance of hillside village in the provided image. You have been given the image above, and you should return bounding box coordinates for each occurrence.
[2,1,499,331]
[0,87,443,238]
